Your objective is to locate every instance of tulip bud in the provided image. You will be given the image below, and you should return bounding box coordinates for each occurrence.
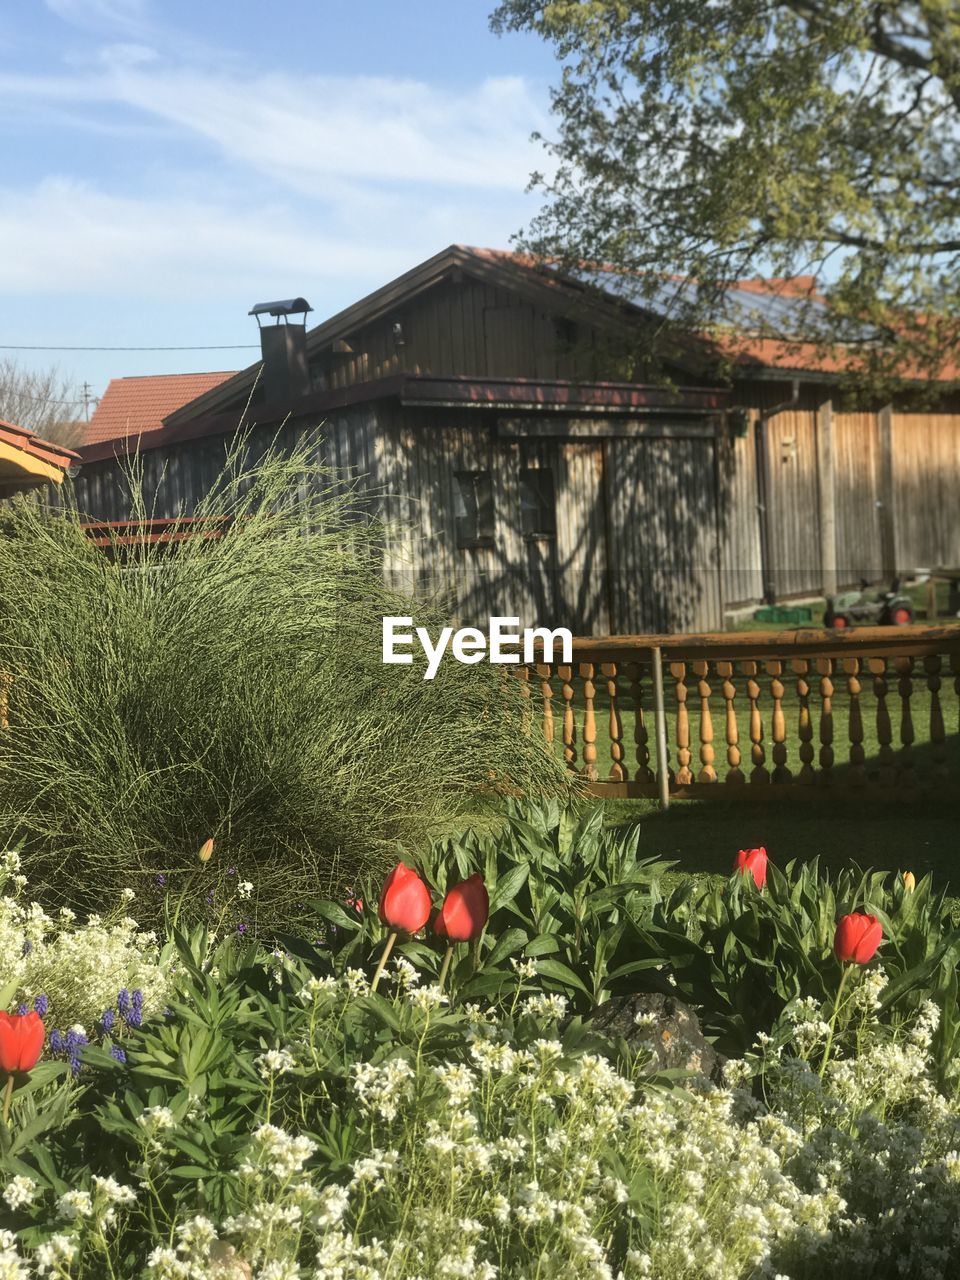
[733,847,768,890]
[0,1011,45,1074]
[834,911,882,965]
[198,838,214,864]
[378,863,432,934]
[436,874,489,942]
[902,871,916,893]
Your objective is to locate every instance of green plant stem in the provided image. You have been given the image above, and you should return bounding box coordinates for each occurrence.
[437,944,454,993]
[370,930,397,992]
[820,963,852,1080]
[1,1075,12,1126]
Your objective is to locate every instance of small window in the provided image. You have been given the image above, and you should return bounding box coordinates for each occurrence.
[454,470,495,547]
[520,468,556,538]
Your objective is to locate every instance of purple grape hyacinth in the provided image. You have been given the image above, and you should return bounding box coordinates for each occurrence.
[65,1028,88,1077]
[33,994,48,1017]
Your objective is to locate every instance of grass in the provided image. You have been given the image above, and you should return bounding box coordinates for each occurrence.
[600,794,960,893]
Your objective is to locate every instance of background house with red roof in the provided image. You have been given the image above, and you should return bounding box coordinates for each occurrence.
[69,246,960,633]
[84,372,239,448]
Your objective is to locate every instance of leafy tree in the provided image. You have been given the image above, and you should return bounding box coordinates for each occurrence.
[0,359,85,447]
[491,0,960,389]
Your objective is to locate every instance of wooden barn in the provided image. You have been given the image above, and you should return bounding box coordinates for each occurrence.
[71,246,960,634]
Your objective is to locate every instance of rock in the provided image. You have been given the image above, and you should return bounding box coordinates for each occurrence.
[588,992,720,1080]
[208,1242,252,1278]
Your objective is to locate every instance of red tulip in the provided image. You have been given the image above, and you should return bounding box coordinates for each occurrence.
[734,847,768,889]
[378,863,432,934]
[436,874,489,942]
[834,912,882,965]
[0,1012,44,1074]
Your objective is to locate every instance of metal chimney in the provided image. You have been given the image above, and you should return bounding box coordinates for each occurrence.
[248,297,313,404]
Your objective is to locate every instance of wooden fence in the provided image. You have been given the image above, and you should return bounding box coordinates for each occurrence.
[521,625,960,803]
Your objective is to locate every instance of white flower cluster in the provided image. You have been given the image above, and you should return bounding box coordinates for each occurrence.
[6,952,960,1278]
[0,854,171,1028]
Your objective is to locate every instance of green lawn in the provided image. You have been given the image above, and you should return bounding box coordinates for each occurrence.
[599,794,960,892]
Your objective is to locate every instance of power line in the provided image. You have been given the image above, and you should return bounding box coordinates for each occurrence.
[0,343,259,352]
[3,393,86,406]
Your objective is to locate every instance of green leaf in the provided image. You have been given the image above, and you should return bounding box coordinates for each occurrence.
[489,864,530,913]
[534,958,593,999]
[484,928,529,968]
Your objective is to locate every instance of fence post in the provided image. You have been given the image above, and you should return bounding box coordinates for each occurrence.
[651,646,670,810]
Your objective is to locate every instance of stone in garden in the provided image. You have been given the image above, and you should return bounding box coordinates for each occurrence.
[588,992,720,1081]
[208,1242,252,1278]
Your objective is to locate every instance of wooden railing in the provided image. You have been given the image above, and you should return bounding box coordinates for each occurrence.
[520,626,960,803]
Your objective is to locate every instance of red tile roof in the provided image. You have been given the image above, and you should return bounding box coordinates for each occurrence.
[84,372,238,447]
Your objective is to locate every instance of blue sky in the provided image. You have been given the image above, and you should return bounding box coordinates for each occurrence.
[0,1,557,410]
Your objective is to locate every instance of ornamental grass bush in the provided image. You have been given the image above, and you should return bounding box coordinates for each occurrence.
[0,441,570,926]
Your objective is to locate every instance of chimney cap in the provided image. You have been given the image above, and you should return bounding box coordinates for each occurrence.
[248,297,313,319]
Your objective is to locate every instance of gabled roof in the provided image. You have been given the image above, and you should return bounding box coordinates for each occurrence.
[159,245,909,435]
[160,244,718,431]
[85,371,238,446]
[0,419,79,496]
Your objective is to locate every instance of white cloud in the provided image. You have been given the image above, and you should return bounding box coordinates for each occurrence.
[0,56,549,195]
[44,0,149,35]
[105,61,548,193]
[0,177,537,301]
[0,17,552,323]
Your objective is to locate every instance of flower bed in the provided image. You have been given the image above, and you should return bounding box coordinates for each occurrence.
[0,806,958,1277]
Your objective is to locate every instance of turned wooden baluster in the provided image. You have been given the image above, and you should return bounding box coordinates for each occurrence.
[742,660,768,784]
[924,655,947,785]
[603,662,626,782]
[793,658,815,785]
[691,659,717,783]
[844,657,866,788]
[868,657,895,787]
[537,663,555,748]
[558,664,577,772]
[717,661,743,785]
[581,662,598,781]
[627,661,655,782]
[672,661,694,785]
[518,665,532,735]
[766,659,792,783]
[895,655,917,793]
[817,657,835,785]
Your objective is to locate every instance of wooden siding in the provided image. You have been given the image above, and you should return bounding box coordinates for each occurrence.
[67,384,960,634]
[832,407,884,583]
[715,430,762,607]
[314,277,618,391]
[891,413,960,570]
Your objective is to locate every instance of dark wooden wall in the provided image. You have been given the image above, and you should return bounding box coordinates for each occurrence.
[312,277,625,390]
[64,271,960,632]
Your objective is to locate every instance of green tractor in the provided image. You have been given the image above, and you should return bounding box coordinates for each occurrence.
[823,578,914,630]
